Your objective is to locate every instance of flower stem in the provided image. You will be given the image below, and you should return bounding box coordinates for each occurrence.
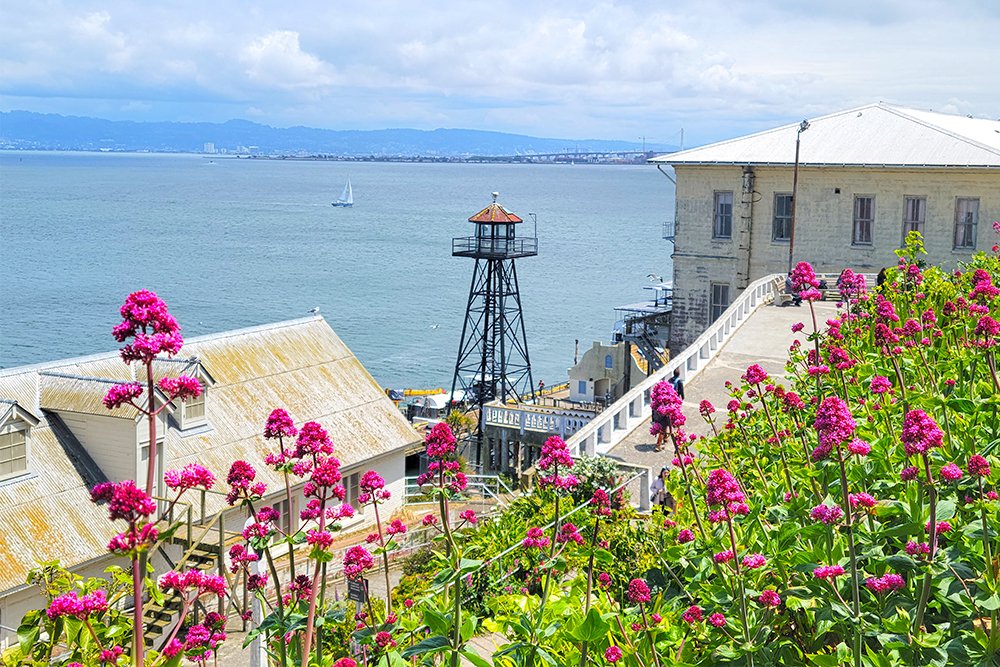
[835,446,862,667]
[913,453,937,635]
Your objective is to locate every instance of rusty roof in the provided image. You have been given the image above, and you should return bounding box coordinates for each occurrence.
[0,316,421,594]
[468,201,523,224]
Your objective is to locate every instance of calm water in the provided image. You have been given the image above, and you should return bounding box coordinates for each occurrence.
[0,152,673,389]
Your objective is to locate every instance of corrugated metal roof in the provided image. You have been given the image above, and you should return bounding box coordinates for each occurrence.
[469,201,523,224]
[649,103,1000,168]
[39,373,144,420]
[0,316,421,593]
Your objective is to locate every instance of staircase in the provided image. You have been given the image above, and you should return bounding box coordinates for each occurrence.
[627,334,667,375]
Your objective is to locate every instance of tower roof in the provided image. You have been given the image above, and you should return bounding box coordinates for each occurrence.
[469,194,523,224]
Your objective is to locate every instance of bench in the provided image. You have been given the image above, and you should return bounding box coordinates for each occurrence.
[772,277,795,306]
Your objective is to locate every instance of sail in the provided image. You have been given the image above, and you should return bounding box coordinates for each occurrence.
[332,178,353,207]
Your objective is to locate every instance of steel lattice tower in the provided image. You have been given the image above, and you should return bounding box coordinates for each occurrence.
[450,193,537,465]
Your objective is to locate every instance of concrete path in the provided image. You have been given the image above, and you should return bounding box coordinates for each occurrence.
[604,300,839,472]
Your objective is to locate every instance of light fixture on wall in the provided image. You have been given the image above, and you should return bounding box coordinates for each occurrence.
[787,119,811,274]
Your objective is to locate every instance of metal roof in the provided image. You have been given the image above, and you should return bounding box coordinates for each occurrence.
[468,201,523,224]
[0,316,421,593]
[649,103,1000,168]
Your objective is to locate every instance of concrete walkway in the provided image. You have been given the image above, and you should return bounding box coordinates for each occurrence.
[604,300,839,472]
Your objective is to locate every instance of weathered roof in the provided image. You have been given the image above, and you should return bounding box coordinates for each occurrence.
[0,315,420,593]
[649,103,1000,168]
[469,202,523,224]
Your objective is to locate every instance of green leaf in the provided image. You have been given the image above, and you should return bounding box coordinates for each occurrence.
[16,612,41,654]
[947,398,976,415]
[568,608,611,643]
[460,648,493,667]
[400,634,451,658]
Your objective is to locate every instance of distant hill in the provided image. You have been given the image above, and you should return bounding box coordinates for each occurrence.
[0,111,673,157]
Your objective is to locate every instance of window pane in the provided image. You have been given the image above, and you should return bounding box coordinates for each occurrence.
[714,192,733,238]
[773,194,792,241]
[853,196,873,244]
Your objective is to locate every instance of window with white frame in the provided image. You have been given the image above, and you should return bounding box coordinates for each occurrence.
[709,283,730,322]
[0,425,28,479]
[713,192,733,239]
[954,198,979,250]
[346,472,363,513]
[902,196,926,241]
[177,388,207,431]
[772,194,792,241]
[853,196,874,245]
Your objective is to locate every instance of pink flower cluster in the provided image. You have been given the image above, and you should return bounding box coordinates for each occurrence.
[159,569,227,598]
[901,409,943,456]
[758,589,781,607]
[343,545,374,580]
[46,590,108,620]
[812,396,856,459]
[102,382,144,410]
[742,363,769,386]
[813,564,845,579]
[969,454,991,477]
[650,380,685,432]
[810,503,844,525]
[865,573,905,594]
[163,612,226,663]
[626,578,651,604]
[263,408,298,440]
[790,262,819,291]
[164,463,216,492]
[112,290,184,364]
[682,605,703,623]
[556,522,584,544]
[705,468,748,522]
[359,470,391,504]
[225,460,267,504]
[590,488,613,517]
[939,463,963,482]
[91,480,156,522]
[742,553,767,569]
[604,646,623,663]
[537,436,577,490]
[158,374,202,401]
[295,421,335,457]
[425,422,457,459]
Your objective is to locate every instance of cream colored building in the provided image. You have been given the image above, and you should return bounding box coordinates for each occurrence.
[0,316,421,643]
[651,103,1000,349]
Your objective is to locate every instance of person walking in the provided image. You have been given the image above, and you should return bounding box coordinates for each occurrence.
[669,368,685,401]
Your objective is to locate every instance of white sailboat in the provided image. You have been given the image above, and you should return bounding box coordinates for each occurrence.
[332,178,353,207]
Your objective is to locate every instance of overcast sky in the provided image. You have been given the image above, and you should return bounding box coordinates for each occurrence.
[1,0,998,146]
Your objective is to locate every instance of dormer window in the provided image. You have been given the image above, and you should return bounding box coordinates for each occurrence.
[0,402,39,482]
[0,426,27,479]
[178,391,207,430]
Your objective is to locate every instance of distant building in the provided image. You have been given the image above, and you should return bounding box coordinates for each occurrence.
[650,103,1000,350]
[203,142,216,154]
[0,316,421,640]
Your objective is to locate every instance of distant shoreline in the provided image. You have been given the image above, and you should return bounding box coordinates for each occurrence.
[0,147,661,165]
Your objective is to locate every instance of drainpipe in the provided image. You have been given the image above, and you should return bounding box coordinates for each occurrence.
[737,166,756,289]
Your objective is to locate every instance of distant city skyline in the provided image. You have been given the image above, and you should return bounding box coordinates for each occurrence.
[1,0,998,147]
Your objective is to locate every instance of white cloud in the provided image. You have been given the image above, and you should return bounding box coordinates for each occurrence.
[0,0,998,142]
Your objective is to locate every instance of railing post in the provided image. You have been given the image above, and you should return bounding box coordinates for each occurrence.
[639,467,651,512]
[200,489,206,524]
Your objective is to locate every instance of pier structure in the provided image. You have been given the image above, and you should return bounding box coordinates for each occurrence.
[450,193,537,468]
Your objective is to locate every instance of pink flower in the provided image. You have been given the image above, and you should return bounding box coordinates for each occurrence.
[333,659,358,667]
[742,553,767,569]
[714,550,734,564]
[682,605,703,623]
[295,421,334,456]
[849,493,877,509]
[597,572,612,589]
[905,541,930,556]
[556,522,584,544]
[459,509,478,524]
[967,454,991,478]
[900,466,919,482]
[424,422,457,459]
[421,514,439,527]
[604,646,623,663]
[386,519,407,536]
[164,463,216,492]
[699,399,715,417]
[307,530,334,549]
[158,375,202,401]
[927,520,951,534]
[91,480,156,522]
[264,409,298,439]
[811,503,843,525]
[102,382,145,410]
[870,375,894,395]
[112,290,184,364]
[901,409,943,456]
[742,364,769,385]
[705,468,748,522]
[522,526,551,550]
[676,528,695,544]
[626,578,651,604]
[939,463,963,482]
[343,545,374,580]
[791,322,804,333]
[790,262,819,290]
[758,589,781,607]
[847,439,871,457]
[865,573,905,593]
[814,396,856,450]
[590,488,613,517]
[708,612,727,628]
[813,564,845,579]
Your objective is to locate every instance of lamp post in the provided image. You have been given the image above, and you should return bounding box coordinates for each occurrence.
[787,119,810,274]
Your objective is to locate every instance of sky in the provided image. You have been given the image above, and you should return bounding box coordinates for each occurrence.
[1,0,998,147]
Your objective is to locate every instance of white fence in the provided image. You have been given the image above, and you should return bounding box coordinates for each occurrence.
[566,273,783,457]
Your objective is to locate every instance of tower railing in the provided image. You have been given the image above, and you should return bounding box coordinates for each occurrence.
[452,236,538,258]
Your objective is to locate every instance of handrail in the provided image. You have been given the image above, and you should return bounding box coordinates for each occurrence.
[566,273,784,456]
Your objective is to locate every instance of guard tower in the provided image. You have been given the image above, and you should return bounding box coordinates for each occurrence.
[450,193,537,465]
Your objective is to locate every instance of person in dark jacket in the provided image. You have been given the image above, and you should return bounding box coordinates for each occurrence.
[669,368,685,400]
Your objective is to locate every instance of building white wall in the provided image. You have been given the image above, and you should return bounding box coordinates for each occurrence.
[58,412,139,484]
[670,165,1000,348]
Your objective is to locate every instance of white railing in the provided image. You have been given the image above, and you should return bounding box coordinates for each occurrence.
[566,273,783,457]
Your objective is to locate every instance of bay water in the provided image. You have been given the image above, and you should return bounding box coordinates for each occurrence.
[0,151,674,389]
